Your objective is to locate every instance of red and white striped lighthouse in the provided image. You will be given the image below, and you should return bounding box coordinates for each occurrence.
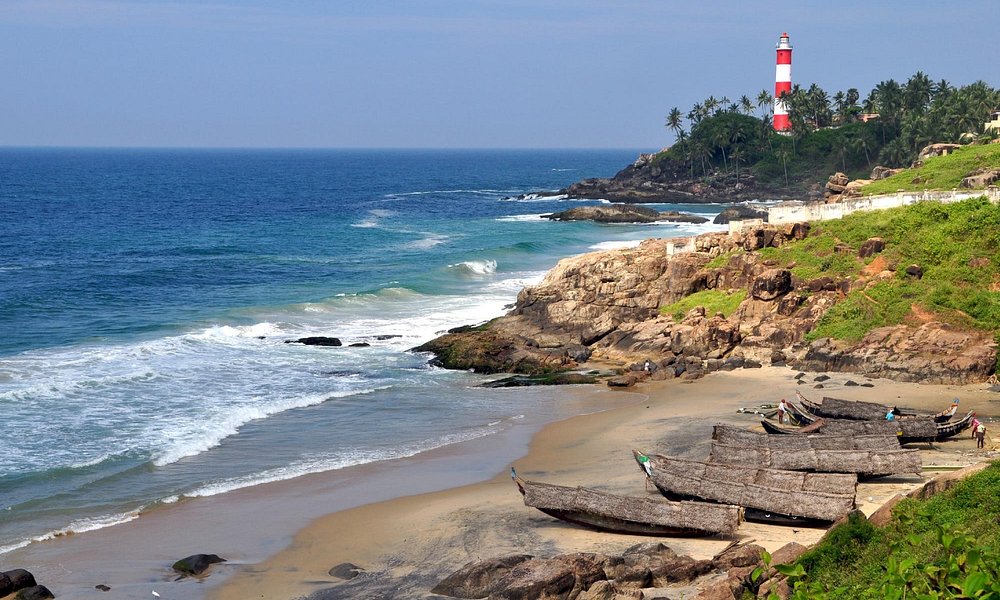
[773,32,792,132]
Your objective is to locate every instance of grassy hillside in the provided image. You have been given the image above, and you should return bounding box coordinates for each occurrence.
[764,463,1000,599]
[862,143,1000,195]
[694,197,1000,344]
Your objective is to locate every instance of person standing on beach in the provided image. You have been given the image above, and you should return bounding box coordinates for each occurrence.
[976,421,987,449]
[777,398,790,424]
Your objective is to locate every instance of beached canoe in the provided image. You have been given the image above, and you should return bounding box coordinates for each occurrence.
[710,425,920,478]
[632,451,857,526]
[795,391,956,423]
[760,409,976,444]
[511,469,741,537]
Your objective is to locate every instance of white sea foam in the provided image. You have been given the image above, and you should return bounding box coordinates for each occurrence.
[448,259,498,275]
[495,214,548,222]
[0,510,141,556]
[184,422,506,498]
[589,240,644,251]
[151,387,390,467]
[404,234,448,250]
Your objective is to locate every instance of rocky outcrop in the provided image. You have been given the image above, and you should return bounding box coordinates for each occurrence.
[871,166,904,180]
[795,323,995,384]
[918,143,962,162]
[416,221,994,385]
[713,205,769,225]
[285,337,342,347]
[559,152,807,204]
[544,204,708,224]
[960,168,1000,189]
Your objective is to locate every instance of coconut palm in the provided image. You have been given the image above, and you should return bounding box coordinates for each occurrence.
[756,89,772,119]
[740,95,754,115]
[666,107,684,138]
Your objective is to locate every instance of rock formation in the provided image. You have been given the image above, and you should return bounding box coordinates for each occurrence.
[416,223,995,385]
[544,204,708,224]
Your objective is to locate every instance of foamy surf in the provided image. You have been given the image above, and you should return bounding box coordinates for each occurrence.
[448,259,498,275]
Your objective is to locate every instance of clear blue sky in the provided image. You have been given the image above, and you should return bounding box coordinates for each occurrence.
[1,0,996,148]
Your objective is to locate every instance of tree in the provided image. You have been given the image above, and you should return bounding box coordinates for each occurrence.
[740,95,754,115]
[756,89,773,119]
[666,107,684,138]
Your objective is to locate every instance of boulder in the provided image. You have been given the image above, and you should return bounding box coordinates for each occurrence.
[431,554,533,598]
[3,571,36,595]
[481,373,597,387]
[328,562,365,580]
[905,264,924,279]
[95,584,111,592]
[14,586,54,600]
[284,336,342,347]
[171,554,226,577]
[870,166,904,180]
[828,172,849,187]
[917,143,961,161]
[712,543,766,571]
[545,205,708,224]
[842,179,871,198]
[750,269,792,301]
[713,205,769,225]
[0,573,12,597]
[857,238,886,258]
[489,554,604,600]
[348,342,371,347]
[960,168,1000,189]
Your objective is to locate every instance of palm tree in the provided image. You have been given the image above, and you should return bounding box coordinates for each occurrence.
[833,91,847,125]
[776,148,791,187]
[740,95,754,115]
[666,107,684,139]
[756,89,773,119]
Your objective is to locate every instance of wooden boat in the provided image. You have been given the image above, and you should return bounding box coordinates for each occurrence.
[710,425,920,478]
[632,451,856,526]
[795,391,956,423]
[511,469,741,537]
[760,410,976,444]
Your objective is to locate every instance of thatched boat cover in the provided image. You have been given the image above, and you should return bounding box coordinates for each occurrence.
[520,479,741,536]
[640,454,856,522]
[710,442,921,477]
[816,396,889,420]
[713,425,901,451]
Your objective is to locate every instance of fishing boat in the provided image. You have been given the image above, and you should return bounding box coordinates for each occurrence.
[795,391,957,423]
[710,424,920,478]
[761,410,976,444]
[632,451,856,526]
[511,468,741,537]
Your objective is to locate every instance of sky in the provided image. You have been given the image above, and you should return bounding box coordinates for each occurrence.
[1,0,997,149]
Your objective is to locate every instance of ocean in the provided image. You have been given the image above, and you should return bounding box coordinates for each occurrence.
[0,148,727,557]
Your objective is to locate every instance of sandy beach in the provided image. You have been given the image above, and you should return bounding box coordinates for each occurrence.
[206,367,999,600]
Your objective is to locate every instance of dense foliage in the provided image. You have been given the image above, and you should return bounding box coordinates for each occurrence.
[660,74,1000,188]
[757,462,1000,599]
[751,196,1000,342]
[863,143,1000,195]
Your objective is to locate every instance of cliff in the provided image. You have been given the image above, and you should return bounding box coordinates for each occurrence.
[416,221,996,386]
[559,151,816,204]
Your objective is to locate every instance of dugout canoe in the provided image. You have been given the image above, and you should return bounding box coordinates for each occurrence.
[760,410,975,444]
[710,425,920,477]
[795,391,956,423]
[511,469,741,537]
[632,451,856,526]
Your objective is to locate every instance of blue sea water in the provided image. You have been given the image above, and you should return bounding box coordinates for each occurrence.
[0,148,726,554]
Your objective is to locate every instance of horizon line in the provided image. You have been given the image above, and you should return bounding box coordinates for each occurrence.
[0,144,657,152]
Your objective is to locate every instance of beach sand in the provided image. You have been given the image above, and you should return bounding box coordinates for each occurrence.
[209,367,1000,600]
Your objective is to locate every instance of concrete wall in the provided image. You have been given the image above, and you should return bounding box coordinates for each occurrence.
[727,188,1000,234]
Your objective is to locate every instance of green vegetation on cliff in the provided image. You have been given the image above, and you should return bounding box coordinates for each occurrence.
[661,289,747,320]
[754,197,1000,342]
[762,463,1000,599]
[862,143,1000,195]
[658,74,1000,191]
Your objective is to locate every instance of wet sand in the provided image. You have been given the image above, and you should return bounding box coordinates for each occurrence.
[210,368,1000,600]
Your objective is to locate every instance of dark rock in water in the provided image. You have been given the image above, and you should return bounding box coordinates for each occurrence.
[348,342,371,347]
[814,374,831,382]
[713,205,769,225]
[845,380,859,386]
[446,323,489,335]
[431,554,533,598]
[3,570,36,595]
[480,373,597,388]
[375,334,402,340]
[328,562,365,580]
[95,584,111,592]
[14,586,54,600]
[795,372,806,380]
[285,336,342,347]
[545,204,707,224]
[172,554,226,577]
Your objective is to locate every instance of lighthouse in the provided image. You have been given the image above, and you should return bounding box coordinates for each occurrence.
[773,32,792,132]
